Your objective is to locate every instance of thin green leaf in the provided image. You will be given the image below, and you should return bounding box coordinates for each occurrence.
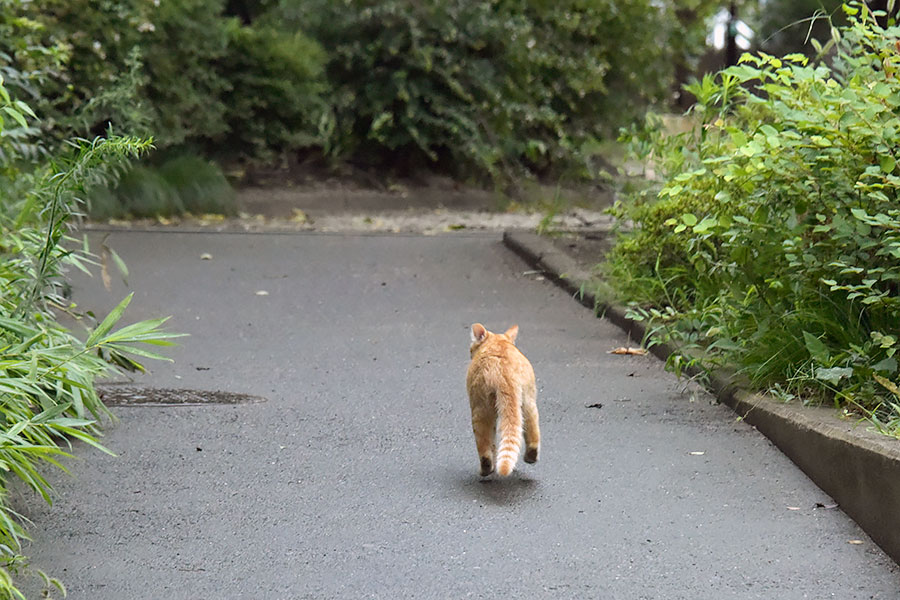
[1,106,26,128]
[13,100,37,119]
[51,426,114,456]
[86,292,133,347]
[108,246,129,281]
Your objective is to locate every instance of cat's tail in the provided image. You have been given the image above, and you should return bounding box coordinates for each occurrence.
[495,384,523,477]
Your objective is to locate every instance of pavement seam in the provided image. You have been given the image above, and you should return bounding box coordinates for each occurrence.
[503,230,900,567]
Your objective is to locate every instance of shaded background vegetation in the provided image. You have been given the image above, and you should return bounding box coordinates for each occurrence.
[1,0,853,218]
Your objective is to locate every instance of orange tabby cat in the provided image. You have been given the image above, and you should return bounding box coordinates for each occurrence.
[466,323,540,477]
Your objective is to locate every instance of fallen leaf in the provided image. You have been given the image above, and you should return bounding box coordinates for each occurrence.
[291,209,309,224]
[786,506,801,511]
[688,451,705,456]
[586,403,603,409]
[100,245,112,291]
[609,347,648,356]
[848,539,864,545]
[873,374,900,399]
[200,253,213,260]
[255,290,269,296]
[815,502,839,510]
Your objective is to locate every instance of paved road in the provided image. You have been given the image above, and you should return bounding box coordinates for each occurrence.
[14,231,900,599]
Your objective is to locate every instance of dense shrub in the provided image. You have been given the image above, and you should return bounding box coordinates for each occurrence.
[0,3,69,163]
[278,0,675,181]
[14,0,230,147]
[6,0,708,189]
[89,154,237,219]
[1,1,246,221]
[609,2,900,434]
[216,20,328,161]
[140,0,231,146]
[8,0,326,176]
[14,0,153,141]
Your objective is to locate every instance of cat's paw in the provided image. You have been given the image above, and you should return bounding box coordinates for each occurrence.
[524,446,539,464]
[479,456,494,476]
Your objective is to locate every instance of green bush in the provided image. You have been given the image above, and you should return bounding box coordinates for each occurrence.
[105,164,182,217]
[156,155,236,215]
[13,0,153,142]
[0,4,68,164]
[15,0,228,148]
[140,0,230,146]
[609,2,900,435]
[216,20,328,161]
[89,154,236,219]
[8,0,706,191]
[279,0,675,181]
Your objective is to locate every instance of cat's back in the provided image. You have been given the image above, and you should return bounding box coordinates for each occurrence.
[468,336,533,388]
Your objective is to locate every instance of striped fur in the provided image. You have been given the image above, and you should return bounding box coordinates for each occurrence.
[466,323,540,478]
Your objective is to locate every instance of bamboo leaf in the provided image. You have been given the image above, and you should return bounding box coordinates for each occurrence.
[85,293,133,347]
[104,343,174,362]
[108,246,129,281]
[50,426,114,456]
[32,403,75,424]
[1,107,26,128]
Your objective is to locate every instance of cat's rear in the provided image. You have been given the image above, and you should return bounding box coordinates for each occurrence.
[466,323,540,477]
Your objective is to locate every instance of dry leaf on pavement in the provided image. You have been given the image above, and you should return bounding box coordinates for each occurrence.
[608,347,648,356]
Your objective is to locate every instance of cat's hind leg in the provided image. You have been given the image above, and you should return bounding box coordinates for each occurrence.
[471,405,496,476]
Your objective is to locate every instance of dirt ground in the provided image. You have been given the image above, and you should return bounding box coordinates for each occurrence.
[89,174,618,268]
[95,175,615,236]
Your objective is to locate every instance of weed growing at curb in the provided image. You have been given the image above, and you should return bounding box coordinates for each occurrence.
[607,2,900,438]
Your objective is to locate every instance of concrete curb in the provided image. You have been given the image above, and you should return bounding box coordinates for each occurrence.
[503,230,900,566]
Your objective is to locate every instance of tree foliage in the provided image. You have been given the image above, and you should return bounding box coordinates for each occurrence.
[279,0,678,180]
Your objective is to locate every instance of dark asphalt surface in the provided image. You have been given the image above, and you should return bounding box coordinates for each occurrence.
[13,231,900,599]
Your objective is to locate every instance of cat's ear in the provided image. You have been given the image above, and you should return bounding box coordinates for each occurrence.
[471,323,487,343]
[504,325,519,344]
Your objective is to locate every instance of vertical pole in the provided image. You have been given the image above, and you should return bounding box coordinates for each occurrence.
[726,1,739,67]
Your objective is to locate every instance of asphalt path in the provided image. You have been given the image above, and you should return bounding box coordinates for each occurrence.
[14,231,900,599]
